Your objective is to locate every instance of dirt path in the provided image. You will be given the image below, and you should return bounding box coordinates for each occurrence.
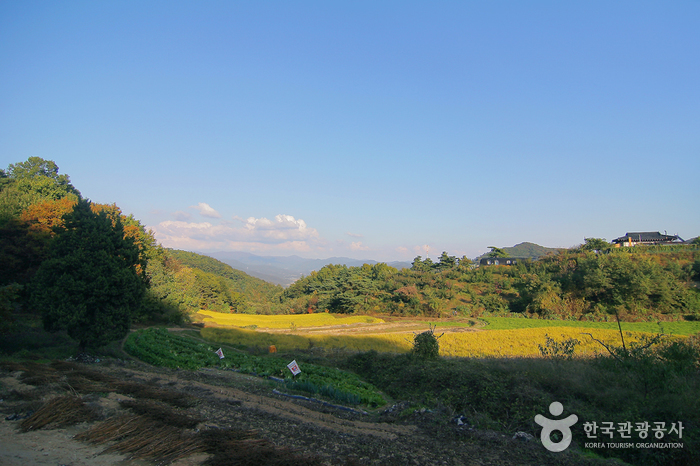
[0,420,151,466]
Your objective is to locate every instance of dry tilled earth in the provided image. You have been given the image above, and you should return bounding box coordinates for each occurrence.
[0,358,617,466]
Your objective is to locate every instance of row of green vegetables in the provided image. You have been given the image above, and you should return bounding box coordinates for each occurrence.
[123,328,385,406]
[124,328,220,369]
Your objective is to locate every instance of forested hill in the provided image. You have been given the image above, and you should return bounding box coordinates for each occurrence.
[168,250,283,303]
[281,246,700,321]
[474,242,562,261]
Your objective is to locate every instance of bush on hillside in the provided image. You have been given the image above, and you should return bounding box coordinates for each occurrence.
[411,325,442,358]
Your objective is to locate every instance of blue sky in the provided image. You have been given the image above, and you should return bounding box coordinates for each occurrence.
[2,1,699,261]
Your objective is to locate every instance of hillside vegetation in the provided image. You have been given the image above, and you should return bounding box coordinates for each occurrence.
[280,246,700,322]
[0,157,282,352]
[167,249,283,313]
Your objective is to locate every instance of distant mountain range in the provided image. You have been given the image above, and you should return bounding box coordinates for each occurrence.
[199,242,559,286]
[202,251,412,286]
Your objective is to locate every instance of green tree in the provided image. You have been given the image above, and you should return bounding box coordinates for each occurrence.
[458,256,472,269]
[0,219,50,286]
[0,169,9,192]
[411,255,429,272]
[30,199,145,351]
[436,251,457,270]
[0,284,22,334]
[0,157,81,224]
[487,246,509,258]
[581,237,610,252]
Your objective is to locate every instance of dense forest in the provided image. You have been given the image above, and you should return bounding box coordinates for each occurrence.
[281,242,700,321]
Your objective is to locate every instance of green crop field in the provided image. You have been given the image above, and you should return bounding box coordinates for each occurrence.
[124,328,385,407]
[479,317,700,335]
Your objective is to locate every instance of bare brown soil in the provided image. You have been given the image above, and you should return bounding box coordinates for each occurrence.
[0,359,616,466]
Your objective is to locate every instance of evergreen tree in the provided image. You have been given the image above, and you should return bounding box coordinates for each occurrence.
[436,251,457,270]
[411,256,428,272]
[30,199,145,351]
[487,246,509,258]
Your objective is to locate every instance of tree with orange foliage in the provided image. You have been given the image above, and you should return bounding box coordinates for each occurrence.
[20,197,77,236]
[19,198,156,276]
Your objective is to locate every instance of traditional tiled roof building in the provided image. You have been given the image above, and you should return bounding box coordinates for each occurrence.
[612,232,684,247]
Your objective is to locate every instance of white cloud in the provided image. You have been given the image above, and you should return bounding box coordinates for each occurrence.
[350,241,369,251]
[243,214,309,234]
[190,202,221,219]
[346,232,363,238]
[150,213,322,254]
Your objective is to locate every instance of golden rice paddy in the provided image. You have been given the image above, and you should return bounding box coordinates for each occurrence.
[197,311,663,358]
[197,310,384,329]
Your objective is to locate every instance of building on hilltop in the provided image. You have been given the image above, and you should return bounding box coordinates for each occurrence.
[611,232,684,247]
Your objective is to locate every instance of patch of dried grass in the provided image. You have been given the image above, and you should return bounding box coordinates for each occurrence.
[9,361,322,465]
[20,395,98,432]
[79,416,322,466]
[64,374,114,394]
[49,360,83,372]
[119,399,202,428]
[0,361,30,372]
[199,428,323,466]
[5,388,44,401]
[77,415,207,463]
[203,440,323,466]
[112,380,195,408]
[15,363,63,386]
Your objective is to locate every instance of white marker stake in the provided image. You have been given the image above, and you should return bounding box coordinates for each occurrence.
[215,348,224,359]
[287,360,301,376]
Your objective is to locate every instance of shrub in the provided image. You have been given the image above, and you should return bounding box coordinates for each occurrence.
[411,325,442,359]
[537,333,581,360]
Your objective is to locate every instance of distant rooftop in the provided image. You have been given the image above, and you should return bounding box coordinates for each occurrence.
[612,232,684,244]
